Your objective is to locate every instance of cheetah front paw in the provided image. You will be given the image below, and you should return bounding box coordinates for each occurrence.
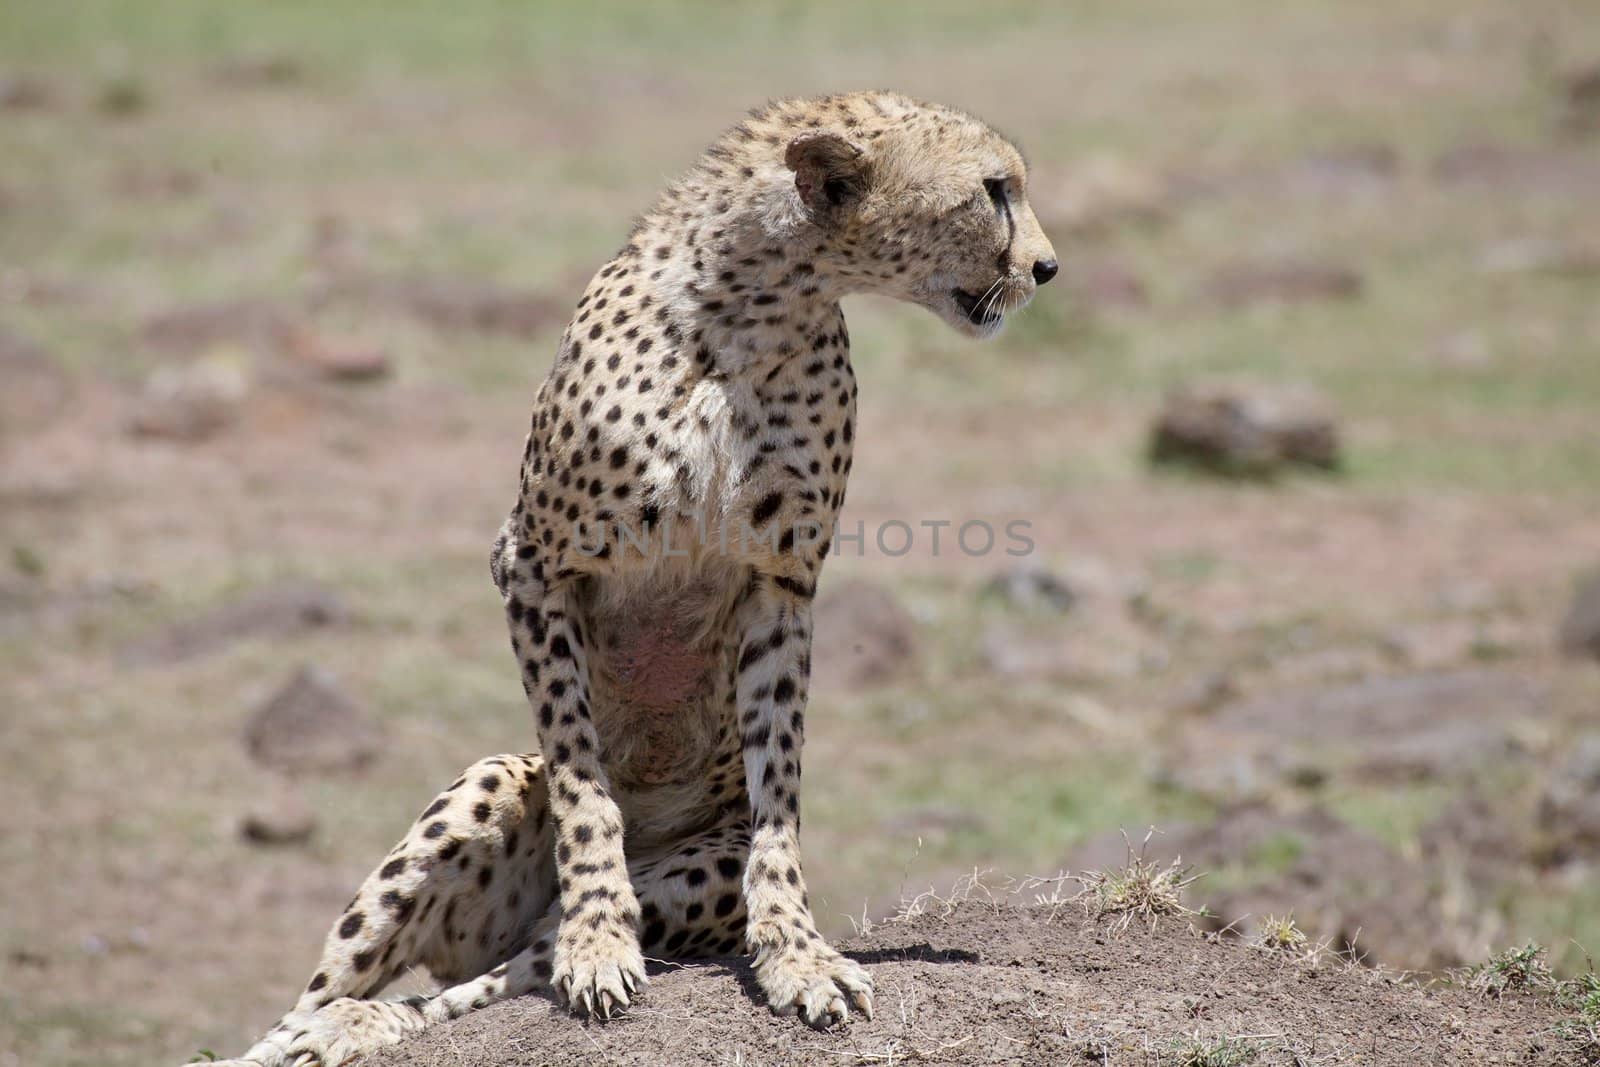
[552,920,647,1019]
[752,936,874,1029]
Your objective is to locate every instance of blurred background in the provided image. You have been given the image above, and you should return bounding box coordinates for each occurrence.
[2,1,1599,1063]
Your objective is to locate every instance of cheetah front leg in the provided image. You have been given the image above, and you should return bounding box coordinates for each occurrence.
[735,577,873,1028]
[503,577,646,1019]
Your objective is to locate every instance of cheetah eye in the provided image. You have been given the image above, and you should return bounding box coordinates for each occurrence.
[983,178,1008,211]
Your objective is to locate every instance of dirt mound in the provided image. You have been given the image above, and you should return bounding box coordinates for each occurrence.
[361,902,1578,1067]
[243,664,382,775]
[810,580,919,692]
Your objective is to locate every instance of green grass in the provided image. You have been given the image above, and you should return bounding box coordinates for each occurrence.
[1324,781,1456,851]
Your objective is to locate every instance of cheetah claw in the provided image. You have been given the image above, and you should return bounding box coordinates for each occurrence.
[756,947,874,1029]
[554,941,647,1021]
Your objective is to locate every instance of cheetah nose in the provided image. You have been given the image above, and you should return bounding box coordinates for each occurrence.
[1032,258,1059,285]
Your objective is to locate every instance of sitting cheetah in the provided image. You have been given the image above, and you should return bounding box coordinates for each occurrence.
[201,90,1056,1066]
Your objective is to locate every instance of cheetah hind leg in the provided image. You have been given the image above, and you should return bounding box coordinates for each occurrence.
[186,754,557,1066]
[202,816,759,1065]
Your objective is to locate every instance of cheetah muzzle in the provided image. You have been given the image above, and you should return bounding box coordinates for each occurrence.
[190,90,1056,1066]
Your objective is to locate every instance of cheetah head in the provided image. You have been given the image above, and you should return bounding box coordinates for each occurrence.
[784,104,1058,339]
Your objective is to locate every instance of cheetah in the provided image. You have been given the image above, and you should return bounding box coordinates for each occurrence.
[199,91,1056,1066]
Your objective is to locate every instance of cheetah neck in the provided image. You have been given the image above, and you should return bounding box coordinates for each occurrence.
[621,213,847,380]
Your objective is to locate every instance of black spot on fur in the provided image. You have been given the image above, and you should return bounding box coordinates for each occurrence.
[751,491,783,525]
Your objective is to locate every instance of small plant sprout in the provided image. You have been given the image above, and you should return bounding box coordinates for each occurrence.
[1556,969,1600,1063]
[1255,913,1307,953]
[1467,942,1555,999]
[1167,1033,1260,1067]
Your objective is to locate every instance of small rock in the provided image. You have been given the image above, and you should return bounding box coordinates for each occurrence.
[127,355,250,442]
[285,328,391,382]
[1572,65,1600,106]
[1149,381,1341,477]
[210,53,304,87]
[1558,570,1600,661]
[1565,64,1600,131]
[9,947,48,968]
[96,75,149,118]
[810,580,917,692]
[0,74,53,111]
[241,783,317,846]
[244,664,381,775]
[1199,259,1362,309]
[982,567,1077,614]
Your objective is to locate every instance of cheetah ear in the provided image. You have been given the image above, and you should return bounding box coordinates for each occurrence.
[784,131,869,215]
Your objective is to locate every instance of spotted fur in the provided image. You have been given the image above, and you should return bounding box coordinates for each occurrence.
[194,91,1055,1066]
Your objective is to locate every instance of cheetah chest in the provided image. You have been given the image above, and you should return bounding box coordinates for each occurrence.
[579,567,738,787]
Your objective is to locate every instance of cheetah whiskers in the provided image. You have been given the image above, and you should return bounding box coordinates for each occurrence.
[972,275,1007,322]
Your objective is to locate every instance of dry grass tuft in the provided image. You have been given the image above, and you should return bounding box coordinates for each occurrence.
[1253,914,1308,954]
[1073,830,1199,934]
[887,868,1012,929]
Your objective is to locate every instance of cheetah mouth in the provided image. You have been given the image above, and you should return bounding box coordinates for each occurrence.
[951,287,1006,327]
